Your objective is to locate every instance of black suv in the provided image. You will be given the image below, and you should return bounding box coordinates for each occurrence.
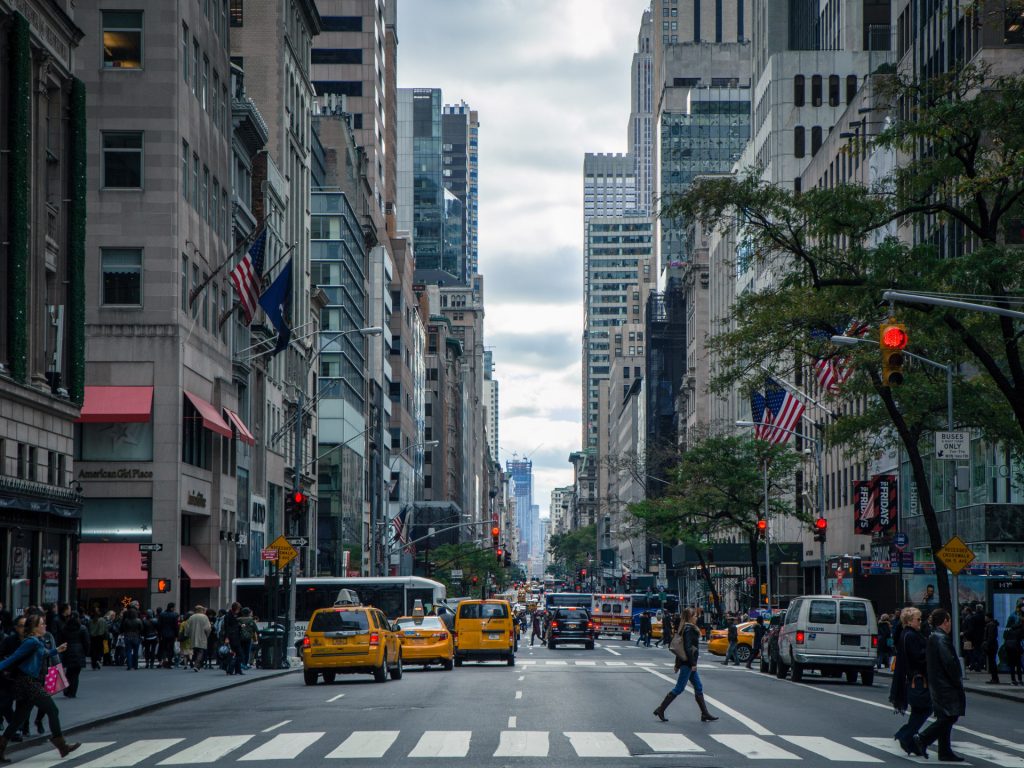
[547,607,596,650]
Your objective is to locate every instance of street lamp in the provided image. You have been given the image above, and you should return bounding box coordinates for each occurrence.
[736,420,827,597]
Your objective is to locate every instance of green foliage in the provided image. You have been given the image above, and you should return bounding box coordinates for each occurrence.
[429,542,512,595]
[548,525,596,572]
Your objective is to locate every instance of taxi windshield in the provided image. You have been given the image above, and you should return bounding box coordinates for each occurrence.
[397,617,444,630]
[310,610,370,633]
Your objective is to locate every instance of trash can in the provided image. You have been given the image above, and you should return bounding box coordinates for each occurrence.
[257,624,288,669]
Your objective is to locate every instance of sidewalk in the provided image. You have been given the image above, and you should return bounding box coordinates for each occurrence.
[875,666,1024,704]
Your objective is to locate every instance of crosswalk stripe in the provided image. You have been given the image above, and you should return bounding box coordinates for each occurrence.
[77,739,184,767]
[545,660,567,665]
[574,660,597,666]
[157,736,254,765]
[780,735,881,763]
[408,731,472,758]
[238,733,323,762]
[634,662,656,667]
[325,731,399,759]
[494,731,548,757]
[852,737,930,763]
[635,732,704,753]
[712,735,801,760]
[565,732,630,758]
[12,742,114,768]
[953,741,1024,767]
[605,661,627,666]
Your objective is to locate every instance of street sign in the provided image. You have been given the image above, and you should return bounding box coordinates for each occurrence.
[285,536,309,548]
[936,535,976,575]
[138,543,163,552]
[450,569,463,579]
[894,532,909,551]
[270,535,299,569]
[935,431,969,461]
[261,548,278,561]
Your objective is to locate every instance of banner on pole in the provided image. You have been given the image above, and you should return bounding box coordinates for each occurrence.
[874,475,897,534]
[853,479,874,535]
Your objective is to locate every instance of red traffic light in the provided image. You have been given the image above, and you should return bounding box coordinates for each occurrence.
[881,324,908,350]
[491,526,500,537]
[496,548,503,557]
[292,491,306,504]
[756,519,768,533]
[580,568,587,577]
[814,518,827,531]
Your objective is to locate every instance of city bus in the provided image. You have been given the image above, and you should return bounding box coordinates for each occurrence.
[544,592,593,613]
[630,592,680,630]
[231,576,447,644]
[591,593,633,640]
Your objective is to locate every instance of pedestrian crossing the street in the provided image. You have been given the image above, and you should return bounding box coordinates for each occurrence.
[10,730,1024,765]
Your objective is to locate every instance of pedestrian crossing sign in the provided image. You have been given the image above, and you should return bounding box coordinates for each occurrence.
[270,534,299,568]
[935,535,975,575]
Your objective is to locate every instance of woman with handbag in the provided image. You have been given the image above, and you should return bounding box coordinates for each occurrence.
[653,608,718,723]
[0,614,80,761]
[889,607,931,757]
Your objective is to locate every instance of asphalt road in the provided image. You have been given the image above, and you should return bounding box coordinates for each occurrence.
[7,639,1023,767]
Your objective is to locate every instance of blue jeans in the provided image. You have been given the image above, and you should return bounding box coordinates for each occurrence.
[124,636,141,670]
[724,642,738,664]
[670,666,704,696]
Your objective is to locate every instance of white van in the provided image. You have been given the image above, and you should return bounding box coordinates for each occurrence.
[775,595,878,685]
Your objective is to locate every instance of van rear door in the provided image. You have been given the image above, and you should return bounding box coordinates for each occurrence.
[804,599,839,655]
[838,600,873,658]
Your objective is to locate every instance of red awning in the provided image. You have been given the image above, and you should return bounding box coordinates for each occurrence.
[180,545,221,588]
[77,386,153,423]
[184,391,233,438]
[77,543,148,589]
[223,408,256,446]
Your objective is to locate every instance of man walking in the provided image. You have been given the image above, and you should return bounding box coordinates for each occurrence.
[157,603,179,669]
[183,606,211,671]
[746,616,766,669]
[983,613,1000,684]
[530,611,543,647]
[723,617,739,665]
[638,612,652,648]
[223,602,243,675]
[913,609,966,762]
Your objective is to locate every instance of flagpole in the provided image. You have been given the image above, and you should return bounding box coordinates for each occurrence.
[757,364,836,419]
[188,226,263,309]
[217,241,297,330]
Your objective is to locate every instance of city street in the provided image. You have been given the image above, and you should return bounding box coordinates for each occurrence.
[6,642,1022,767]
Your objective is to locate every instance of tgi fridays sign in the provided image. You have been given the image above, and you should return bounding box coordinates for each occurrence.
[853,475,898,535]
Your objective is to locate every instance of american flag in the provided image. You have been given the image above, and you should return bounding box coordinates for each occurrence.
[390,507,413,554]
[812,320,868,393]
[750,389,771,440]
[229,229,267,325]
[761,378,806,445]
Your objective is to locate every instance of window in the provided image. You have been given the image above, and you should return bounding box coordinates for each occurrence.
[102,11,143,69]
[212,179,219,232]
[212,71,220,125]
[794,75,805,107]
[201,272,209,329]
[230,0,242,26]
[192,40,200,97]
[181,140,189,201]
[101,248,143,306]
[181,255,189,312]
[828,74,840,107]
[839,601,868,626]
[201,166,209,221]
[202,56,209,110]
[102,132,143,188]
[221,190,229,241]
[811,75,822,107]
[192,153,200,208]
[192,264,200,319]
[182,395,213,469]
[320,16,362,31]
[808,600,837,624]
[220,289,228,341]
[811,125,823,156]
[182,23,189,83]
[846,75,858,104]
[793,126,805,158]
[311,49,363,65]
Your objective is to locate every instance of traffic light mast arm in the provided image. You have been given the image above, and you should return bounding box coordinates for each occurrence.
[382,520,483,559]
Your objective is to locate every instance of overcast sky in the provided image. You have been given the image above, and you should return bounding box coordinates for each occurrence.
[398,0,649,517]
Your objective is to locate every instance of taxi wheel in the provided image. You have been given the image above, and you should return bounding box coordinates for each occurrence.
[454,656,463,667]
[585,642,594,650]
[303,669,318,686]
[390,655,403,680]
[322,671,336,684]
[507,653,515,666]
[443,657,454,671]
[736,645,751,663]
[373,655,388,683]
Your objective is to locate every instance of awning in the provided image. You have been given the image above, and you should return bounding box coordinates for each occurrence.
[184,391,233,438]
[180,545,221,588]
[76,543,148,589]
[77,386,153,423]
[223,408,256,446]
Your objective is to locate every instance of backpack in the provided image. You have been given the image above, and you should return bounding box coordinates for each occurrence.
[240,620,254,642]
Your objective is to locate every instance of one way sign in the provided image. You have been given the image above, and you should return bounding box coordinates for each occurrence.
[285,536,309,547]
[935,431,969,461]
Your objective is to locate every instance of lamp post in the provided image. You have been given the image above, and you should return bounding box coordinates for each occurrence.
[736,420,826,596]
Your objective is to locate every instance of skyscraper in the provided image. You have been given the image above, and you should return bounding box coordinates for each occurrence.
[506,458,533,562]
[442,102,480,280]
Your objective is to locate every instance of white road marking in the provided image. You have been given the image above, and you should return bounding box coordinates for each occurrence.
[515,690,523,699]
[262,720,291,733]
[238,733,323,761]
[157,736,254,765]
[13,742,114,768]
[634,661,656,667]
[518,659,536,664]
[780,735,881,763]
[494,731,548,757]
[854,737,931,763]
[518,675,525,681]
[953,741,1024,767]
[565,732,630,758]
[508,716,517,729]
[325,731,399,759]
[78,739,184,767]
[643,668,772,735]
[635,732,704,753]
[605,661,627,666]
[575,660,597,666]
[954,726,1024,755]
[327,693,345,702]
[408,731,472,758]
[603,646,622,656]
[545,660,568,665]
[712,734,800,760]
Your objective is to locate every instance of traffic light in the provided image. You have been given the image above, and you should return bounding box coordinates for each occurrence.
[496,547,504,563]
[155,578,172,593]
[286,490,308,521]
[756,516,767,540]
[491,526,500,548]
[813,517,828,543]
[471,575,479,585]
[879,319,908,387]
[503,550,512,567]
[580,568,587,578]
[140,551,152,572]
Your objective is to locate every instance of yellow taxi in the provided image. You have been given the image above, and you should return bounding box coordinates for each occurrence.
[453,599,515,666]
[301,591,403,685]
[707,620,757,663]
[396,613,454,670]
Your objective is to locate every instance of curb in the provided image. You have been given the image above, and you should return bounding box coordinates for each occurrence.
[7,666,298,755]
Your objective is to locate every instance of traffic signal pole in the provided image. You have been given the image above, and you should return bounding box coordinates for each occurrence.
[763,458,771,610]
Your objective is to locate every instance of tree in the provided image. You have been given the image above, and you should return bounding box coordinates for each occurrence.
[664,62,1024,611]
[429,542,513,596]
[628,434,805,613]
[548,525,597,579]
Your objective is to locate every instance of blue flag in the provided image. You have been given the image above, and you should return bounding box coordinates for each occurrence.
[257,259,293,356]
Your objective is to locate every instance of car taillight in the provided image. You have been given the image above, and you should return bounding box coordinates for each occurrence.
[587,622,596,629]
[795,630,805,645]
[433,633,448,640]
[871,635,878,648]
[551,621,559,629]
[369,632,380,647]
[302,637,311,648]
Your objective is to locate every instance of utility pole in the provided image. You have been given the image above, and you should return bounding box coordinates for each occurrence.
[285,388,303,662]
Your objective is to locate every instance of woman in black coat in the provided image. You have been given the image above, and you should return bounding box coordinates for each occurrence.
[58,614,89,698]
[890,607,931,756]
[913,609,966,762]
[652,608,718,723]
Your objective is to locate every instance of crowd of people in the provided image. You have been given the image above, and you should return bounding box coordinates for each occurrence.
[0,599,263,763]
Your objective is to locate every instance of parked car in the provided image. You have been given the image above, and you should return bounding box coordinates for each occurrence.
[759,610,787,674]
[775,595,878,685]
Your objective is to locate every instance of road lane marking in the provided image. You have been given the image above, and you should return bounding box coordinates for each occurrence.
[605,661,627,666]
[239,733,323,761]
[262,721,291,733]
[635,733,704,753]
[519,660,536,664]
[408,731,472,758]
[953,741,1024,766]
[634,662,656,667]
[508,716,517,728]
[575,660,597,665]
[854,737,931,763]
[327,693,345,702]
[780,735,881,762]
[712,735,799,760]
[565,732,630,757]
[157,736,254,765]
[13,742,114,768]
[325,731,399,759]
[78,739,184,767]
[515,690,523,699]
[954,726,1024,755]
[644,668,772,735]
[603,646,622,656]
[494,731,548,757]
[518,675,525,681]
[545,660,567,665]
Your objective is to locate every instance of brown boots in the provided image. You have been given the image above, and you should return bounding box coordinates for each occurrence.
[653,692,677,721]
[51,736,81,758]
[695,692,719,722]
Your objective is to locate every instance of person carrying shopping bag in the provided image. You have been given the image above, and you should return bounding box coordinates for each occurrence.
[889,607,931,757]
[0,614,80,761]
[653,608,718,723]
